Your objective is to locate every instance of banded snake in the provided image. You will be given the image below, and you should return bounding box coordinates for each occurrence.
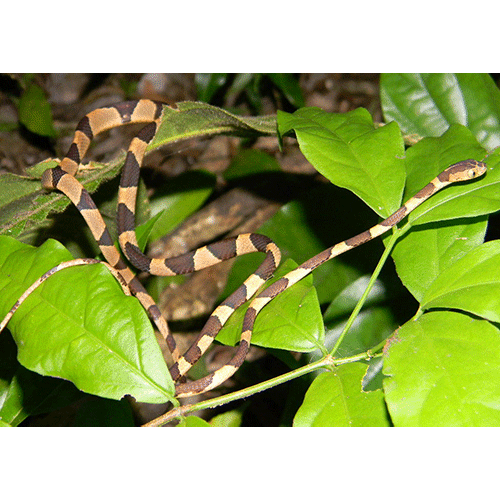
[0,99,487,398]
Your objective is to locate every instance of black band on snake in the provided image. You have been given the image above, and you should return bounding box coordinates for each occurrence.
[3,99,487,398]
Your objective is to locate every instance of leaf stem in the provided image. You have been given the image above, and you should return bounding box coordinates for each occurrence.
[144,223,409,427]
[143,350,376,427]
[329,228,401,357]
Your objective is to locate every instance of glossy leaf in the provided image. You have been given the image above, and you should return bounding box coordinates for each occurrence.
[421,241,500,322]
[278,107,406,217]
[217,259,324,352]
[0,236,174,404]
[323,275,387,323]
[293,365,390,427]
[321,276,395,358]
[383,311,500,426]
[403,125,486,199]
[407,146,500,227]
[325,307,396,359]
[388,126,496,300]
[139,170,216,245]
[322,276,396,357]
[391,217,488,301]
[381,73,500,150]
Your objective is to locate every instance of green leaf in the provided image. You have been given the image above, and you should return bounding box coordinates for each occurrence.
[217,259,324,352]
[195,74,228,102]
[224,149,281,181]
[1,102,276,240]
[388,126,497,300]
[179,415,212,427]
[209,408,243,427]
[326,307,397,359]
[293,365,390,427]
[0,370,82,427]
[268,73,305,108]
[391,217,488,301]
[403,125,486,199]
[220,182,369,308]
[259,189,365,305]
[321,276,395,358]
[405,149,500,228]
[0,236,174,404]
[380,73,500,150]
[383,311,500,426]
[0,330,82,426]
[323,275,387,323]
[225,74,255,103]
[0,161,57,238]
[151,101,277,150]
[0,159,122,240]
[138,170,216,246]
[421,241,500,322]
[18,83,56,137]
[278,107,406,216]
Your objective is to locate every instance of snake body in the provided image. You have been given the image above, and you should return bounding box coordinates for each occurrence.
[40,100,281,397]
[169,158,487,397]
[3,98,487,398]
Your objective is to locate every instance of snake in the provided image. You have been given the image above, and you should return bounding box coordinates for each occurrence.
[1,97,487,399]
[172,158,487,396]
[37,99,281,397]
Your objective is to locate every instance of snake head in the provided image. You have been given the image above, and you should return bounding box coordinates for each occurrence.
[465,159,488,179]
[440,159,488,183]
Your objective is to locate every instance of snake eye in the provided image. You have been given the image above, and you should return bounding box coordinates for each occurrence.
[468,169,477,179]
